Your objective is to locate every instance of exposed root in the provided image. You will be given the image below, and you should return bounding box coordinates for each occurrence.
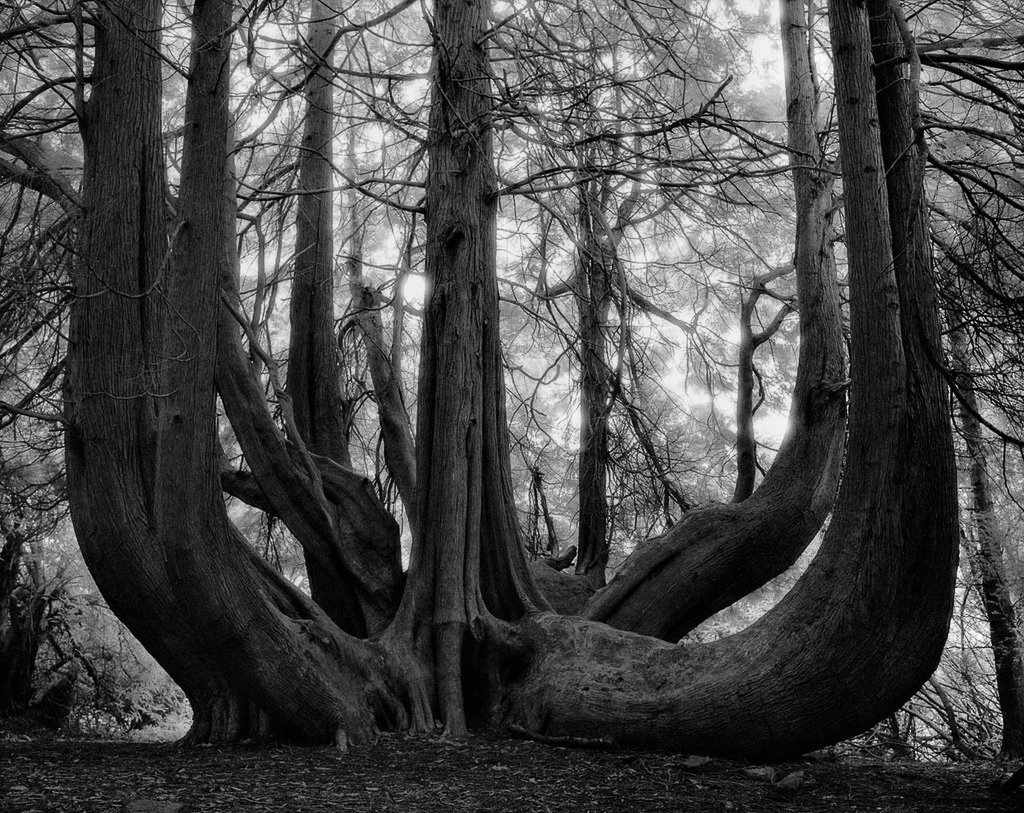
[506,723,615,750]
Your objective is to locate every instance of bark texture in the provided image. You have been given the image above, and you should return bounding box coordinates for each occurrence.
[284,0,375,631]
[64,0,244,741]
[68,0,408,746]
[387,0,548,736]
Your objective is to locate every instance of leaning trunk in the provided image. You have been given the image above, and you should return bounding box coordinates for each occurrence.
[383,0,548,735]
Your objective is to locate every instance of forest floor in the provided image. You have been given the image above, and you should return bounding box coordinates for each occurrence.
[1,723,1021,812]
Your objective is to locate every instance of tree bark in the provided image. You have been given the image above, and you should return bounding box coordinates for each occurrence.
[64,0,261,743]
[582,0,846,640]
[385,0,548,736]
[64,0,961,759]
[68,0,409,746]
[732,269,793,503]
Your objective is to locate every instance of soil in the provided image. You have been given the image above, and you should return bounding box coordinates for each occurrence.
[0,726,1020,812]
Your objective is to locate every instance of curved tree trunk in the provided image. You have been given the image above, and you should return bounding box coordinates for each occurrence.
[582,0,846,640]
[68,0,409,746]
[65,0,959,760]
[503,0,958,757]
[64,0,267,743]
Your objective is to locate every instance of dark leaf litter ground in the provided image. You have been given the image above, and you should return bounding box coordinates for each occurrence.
[1,729,1021,812]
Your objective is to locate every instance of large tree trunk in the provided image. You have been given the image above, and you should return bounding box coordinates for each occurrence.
[503,0,958,757]
[382,0,549,736]
[287,1,349,466]
[582,0,846,640]
[64,0,248,742]
[68,0,408,746]
[65,0,959,760]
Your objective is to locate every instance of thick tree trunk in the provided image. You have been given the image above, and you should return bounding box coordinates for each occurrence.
[385,0,548,736]
[65,0,959,760]
[503,0,958,757]
[582,0,846,640]
[68,0,409,746]
[287,1,348,467]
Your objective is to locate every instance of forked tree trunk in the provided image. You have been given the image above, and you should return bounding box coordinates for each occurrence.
[583,0,846,640]
[503,0,958,757]
[381,0,549,736]
[64,0,267,742]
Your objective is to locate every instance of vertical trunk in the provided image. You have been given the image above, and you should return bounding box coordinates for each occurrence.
[67,0,409,746]
[388,0,547,735]
[575,174,612,587]
[65,0,264,742]
[159,0,410,746]
[0,530,39,711]
[951,331,1024,758]
[732,292,759,503]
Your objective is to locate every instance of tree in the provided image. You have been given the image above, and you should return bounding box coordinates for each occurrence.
[579,0,846,639]
[47,0,960,757]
